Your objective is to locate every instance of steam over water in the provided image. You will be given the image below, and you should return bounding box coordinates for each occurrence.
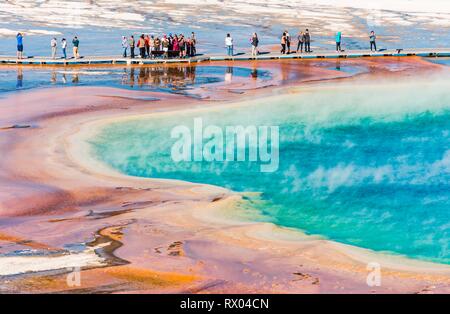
[92,78,450,264]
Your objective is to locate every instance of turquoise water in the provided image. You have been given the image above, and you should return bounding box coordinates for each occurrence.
[91,78,450,264]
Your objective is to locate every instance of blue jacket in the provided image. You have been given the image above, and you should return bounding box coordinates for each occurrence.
[335,32,341,43]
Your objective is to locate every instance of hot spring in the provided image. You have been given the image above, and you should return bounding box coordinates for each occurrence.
[90,77,450,265]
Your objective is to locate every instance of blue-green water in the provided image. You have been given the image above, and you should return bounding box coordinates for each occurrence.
[91,79,450,264]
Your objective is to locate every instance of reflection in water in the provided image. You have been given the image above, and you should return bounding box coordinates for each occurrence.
[51,71,57,84]
[16,68,23,89]
[125,66,197,89]
[225,66,233,83]
[1,65,271,94]
[72,73,79,84]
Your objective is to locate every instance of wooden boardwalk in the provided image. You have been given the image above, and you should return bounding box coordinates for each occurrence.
[1,48,449,66]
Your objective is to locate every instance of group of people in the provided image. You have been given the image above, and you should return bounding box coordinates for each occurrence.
[335,30,377,52]
[121,32,197,59]
[280,29,312,54]
[15,29,379,60]
[280,29,377,54]
[49,36,80,59]
[16,33,80,60]
[226,28,376,57]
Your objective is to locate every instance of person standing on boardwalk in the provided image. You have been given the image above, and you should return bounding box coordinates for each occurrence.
[173,34,180,57]
[122,36,128,57]
[162,35,169,59]
[51,37,57,59]
[154,37,161,51]
[335,31,342,52]
[191,32,197,56]
[61,38,67,59]
[251,33,259,56]
[149,35,155,59]
[179,34,186,58]
[72,36,80,59]
[186,37,192,58]
[297,31,304,53]
[138,34,146,58]
[145,35,150,58]
[370,31,377,52]
[225,33,233,56]
[16,32,24,59]
[285,30,291,54]
[129,35,135,58]
[304,29,311,52]
[280,32,287,54]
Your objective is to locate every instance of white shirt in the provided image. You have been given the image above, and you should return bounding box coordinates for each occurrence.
[61,40,67,49]
[225,37,233,46]
[51,39,57,47]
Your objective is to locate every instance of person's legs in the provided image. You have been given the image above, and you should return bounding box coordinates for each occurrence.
[17,45,23,59]
[371,41,376,51]
[63,48,67,59]
[73,47,77,59]
[131,47,135,58]
[51,47,56,59]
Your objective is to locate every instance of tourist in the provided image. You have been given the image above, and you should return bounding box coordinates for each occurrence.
[179,34,186,58]
[335,31,342,52]
[122,36,128,57]
[138,34,146,58]
[72,36,80,59]
[173,34,180,57]
[186,37,192,58]
[145,35,150,58]
[168,33,173,52]
[304,29,311,52]
[370,31,377,52]
[16,32,24,59]
[129,35,135,58]
[51,37,57,59]
[61,38,67,59]
[149,35,155,59]
[225,33,233,56]
[280,32,286,54]
[297,31,304,53]
[162,35,169,59]
[191,32,197,56]
[154,37,161,51]
[285,30,291,54]
[251,33,259,56]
